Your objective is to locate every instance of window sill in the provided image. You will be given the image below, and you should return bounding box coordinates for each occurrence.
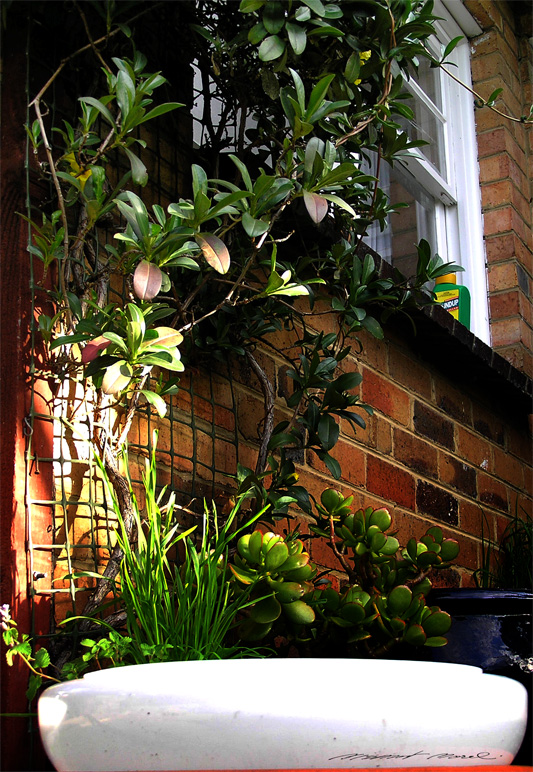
[371,249,533,418]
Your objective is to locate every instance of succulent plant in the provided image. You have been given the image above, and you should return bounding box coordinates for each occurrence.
[230,488,460,656]
[229,530,317,640]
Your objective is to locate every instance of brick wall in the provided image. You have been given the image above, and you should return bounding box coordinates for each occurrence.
[466,0,533,376]
[191,300,533,589]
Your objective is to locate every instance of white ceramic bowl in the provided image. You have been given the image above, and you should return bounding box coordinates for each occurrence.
[38,658,528,771]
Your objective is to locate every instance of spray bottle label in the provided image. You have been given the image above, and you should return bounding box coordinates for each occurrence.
[436,289,460,320]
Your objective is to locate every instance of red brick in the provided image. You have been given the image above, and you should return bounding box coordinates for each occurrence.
[452,533,480,572]
[472,403,506,446]
[361,368,411,426]
[477,471,509,512]
[483,206,514,237]
[307,440,366,489]
[492,445,525,490]
[388,348,432,399]
[494,343,531,377]
[357,329,389,373]
[393,427,438,477]
[489,289,521,319]
[488,260,520,290]
[459,498,487,539]
[456,425,492,470]
[434,379,472,425]
[366,455,415,510]
[481,179,514,209]
[438,452,478,498]
[413,401,455,450]
[416,480,459,526]
[507,422,533,463]
[465,0,503,31]
[375,418,392,455]
[490,317,523,347]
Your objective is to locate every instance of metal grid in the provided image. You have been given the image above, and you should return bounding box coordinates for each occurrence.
[23,4,241,647]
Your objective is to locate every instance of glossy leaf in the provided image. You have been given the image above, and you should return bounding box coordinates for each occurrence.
[133,261,163,301]
[258,35,285,61]
[303,190,328,223]
[195,233,230,274]
[81,335,111,364]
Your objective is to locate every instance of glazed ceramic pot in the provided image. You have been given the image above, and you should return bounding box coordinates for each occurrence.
[38,658,528,772]
[427,588,533,766]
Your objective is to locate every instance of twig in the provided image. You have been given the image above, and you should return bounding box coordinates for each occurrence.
[328,515,356,582]
[245,350,275,475]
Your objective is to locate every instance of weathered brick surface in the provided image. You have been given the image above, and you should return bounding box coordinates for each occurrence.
[413,401,455,450]
[469,0,533,377]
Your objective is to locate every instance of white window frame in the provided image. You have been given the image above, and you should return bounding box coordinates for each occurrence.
[369,1,490,343]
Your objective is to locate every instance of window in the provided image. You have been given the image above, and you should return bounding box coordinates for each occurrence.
[365,0,490,343]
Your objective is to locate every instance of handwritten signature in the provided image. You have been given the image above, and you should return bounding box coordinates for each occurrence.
[329,751,503,762]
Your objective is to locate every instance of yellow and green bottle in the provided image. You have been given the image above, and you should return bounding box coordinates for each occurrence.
[434,273,471,329]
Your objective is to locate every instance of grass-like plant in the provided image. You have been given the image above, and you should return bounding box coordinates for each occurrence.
[475,503,532,590]
[96,440,269,662]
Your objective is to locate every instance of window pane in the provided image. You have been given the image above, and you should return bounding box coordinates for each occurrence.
[364,164,438,278]
[399,92,447,176]
[409,56,442,110]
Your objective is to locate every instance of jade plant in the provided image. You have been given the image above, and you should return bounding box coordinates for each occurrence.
[230,487,459,656]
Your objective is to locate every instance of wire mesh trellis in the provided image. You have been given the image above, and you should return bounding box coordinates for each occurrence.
[22,1,243,655]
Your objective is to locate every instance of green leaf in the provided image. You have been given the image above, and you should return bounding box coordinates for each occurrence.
[344,52,361,83]
[303,190,328,223]
[250,596,282,624]
[123,147,148,186]
[141,390,168,417]
[387,585,412,616]
[258,35,286,61]
[229,155,253,192]
[289,68,306,113]
[240,0,265,11]
[286,22,307,55]
[249,21,268,44]
[361,315,384,339]
[301,0,325,15]
[441,35,463,63]
[262,1,285,34]
[305,74,335,121]
[34,647,51,669]
[192,164,208,198]
[116,68,135,119]
[195,233,230,274]
[79,97,115,127]
[318,450,341,479]
[281,599,315,624]
[26,674,43,702]
[137,102,184,125]
[242,211,269,237]
[317,413,339,451]
[268,432,297,450]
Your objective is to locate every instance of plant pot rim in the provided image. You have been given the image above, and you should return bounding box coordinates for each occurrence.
[428,588,533,616]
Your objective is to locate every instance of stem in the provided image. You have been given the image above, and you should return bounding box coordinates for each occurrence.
[29,4,162,108]
[18,655,61,685]
[245,350,275,475]
[439,61,531,125]
[32,100,69,304]
[74,1,113,75]
[328,515,356,582]
[116,372,150,449]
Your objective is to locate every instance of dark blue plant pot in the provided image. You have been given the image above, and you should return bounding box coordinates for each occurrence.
[427,589,532,766]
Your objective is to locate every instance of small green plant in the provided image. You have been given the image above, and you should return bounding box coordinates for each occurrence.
[95,443,271,661]
[232,488,459,656]
[475,504,533,590]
